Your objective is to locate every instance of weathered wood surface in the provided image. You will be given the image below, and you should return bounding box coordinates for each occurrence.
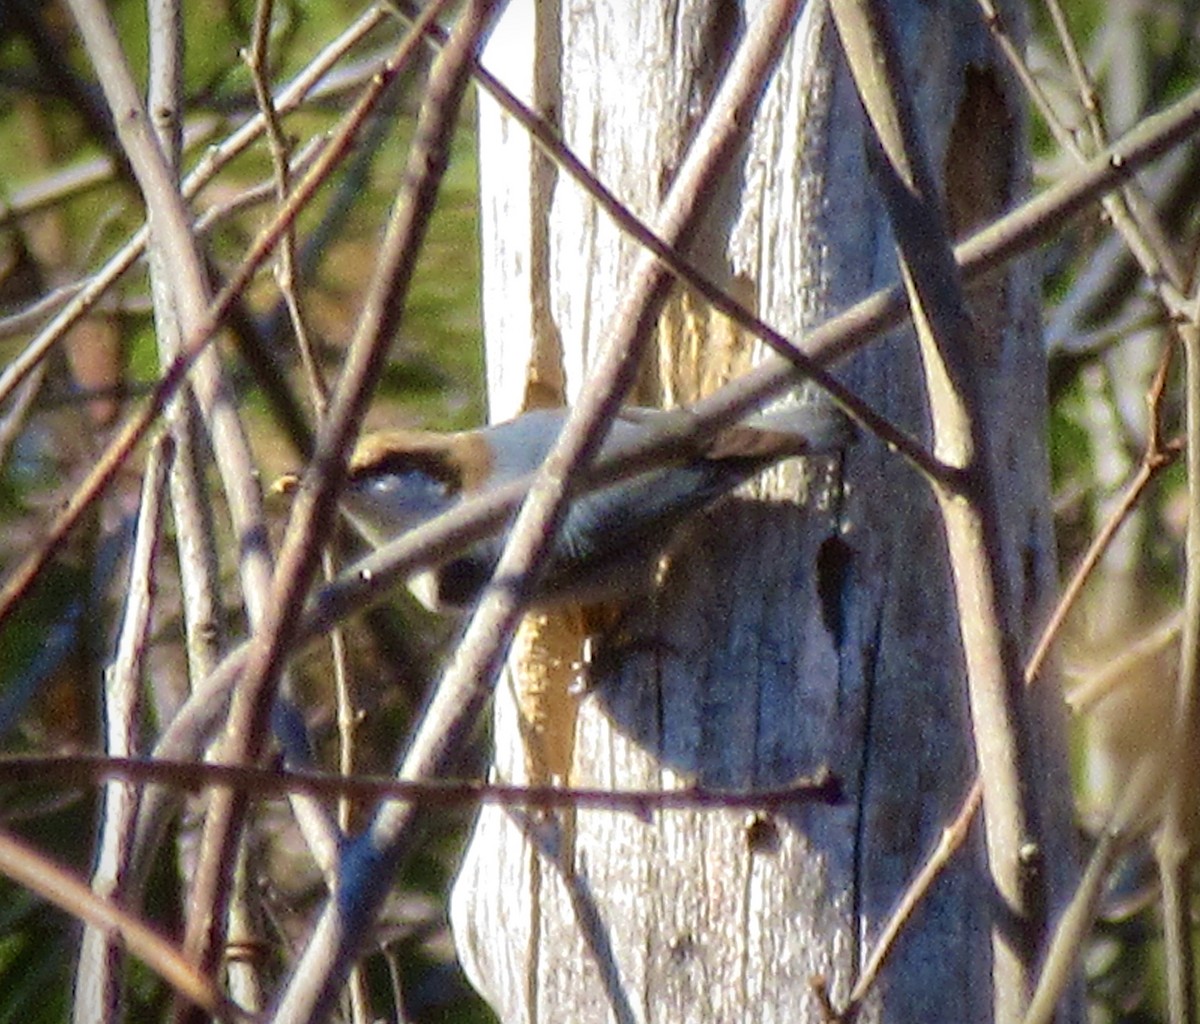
[452,2,1078,1021]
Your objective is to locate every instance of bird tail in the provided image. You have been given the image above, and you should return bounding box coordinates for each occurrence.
[707,401,853,462]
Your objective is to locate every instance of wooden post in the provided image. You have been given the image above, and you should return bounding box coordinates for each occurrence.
[452,2,1080,1020]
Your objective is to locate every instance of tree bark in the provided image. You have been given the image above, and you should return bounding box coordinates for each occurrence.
[452,1,1079,1021]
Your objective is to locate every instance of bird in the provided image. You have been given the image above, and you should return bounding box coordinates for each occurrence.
[337,402,851,612]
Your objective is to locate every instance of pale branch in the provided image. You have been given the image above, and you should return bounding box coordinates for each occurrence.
[831,0,1055,1015]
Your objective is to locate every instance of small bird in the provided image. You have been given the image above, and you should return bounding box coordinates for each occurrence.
[339,402,850,612]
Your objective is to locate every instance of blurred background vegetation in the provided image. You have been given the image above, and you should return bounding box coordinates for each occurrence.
[0,2,489,1020]
[0,0,1198,1021]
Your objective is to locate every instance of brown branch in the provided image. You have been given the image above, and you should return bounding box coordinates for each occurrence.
[0,823,246,1022]
[1156,314,1200,1024]
[0,0,432,635]
[0,754,842,814]
[978,0,1188,322]
[832,0,1048,1014]
[179,0,477,993]
[74,436,170,1023]
[269,1,809,1019]
[140,75,1200,834]
[846,307,1184,1021]
[1027,344,1182,685]
[841,777,983,1022]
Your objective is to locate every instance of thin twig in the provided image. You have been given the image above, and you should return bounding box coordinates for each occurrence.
[0,117,218,222]
[0,754,842,813]
[64,0,280,992]
[1022,754,1169,1024]
[270,2,806,1020]
[179,0,470,995]
[140,79,1200,813]
[1042,0,1105,152]
[1066,612,1183,715]
[393,0,942,486]
[1026,343,1182,684]
[1021,827,1128,1024]
[0,0,425,637]
[978,0,1188,315]
[244,3,365,1017]
[73,436,170,1024]
[0,823,246,1022]
[842,778,983,1020]
[1156,317,1200,1024]
[832,0,1048,1013]
[0,363,45,472]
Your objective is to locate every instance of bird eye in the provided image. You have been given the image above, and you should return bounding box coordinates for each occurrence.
[365,470,450,505]
[343,459,460,545]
